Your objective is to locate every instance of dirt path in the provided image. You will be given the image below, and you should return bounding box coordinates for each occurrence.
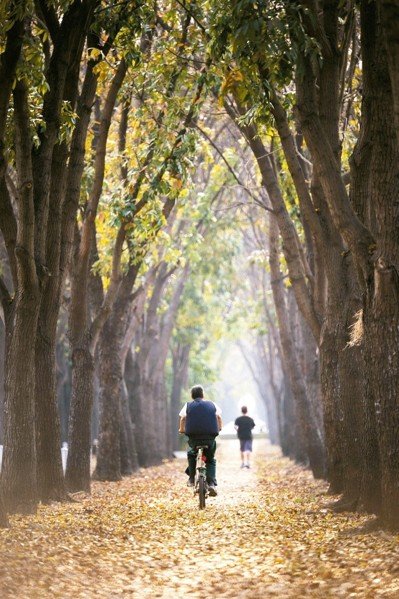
[1,439,399,598]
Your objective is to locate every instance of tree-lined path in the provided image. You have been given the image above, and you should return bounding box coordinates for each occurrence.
[1,439,399,598]
[2,2,399,594]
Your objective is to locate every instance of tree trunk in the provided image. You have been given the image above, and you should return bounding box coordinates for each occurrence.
[1,81,40,514]
[35,145,68,500]
[0,318,5,445]
[170,343,190,451]
[65,346,94,492]
[119,399,132,476]
[318,317,343,493]
[2,293,39,513]
[120,378,139,474]
[280,377,302,461]
[92,318,123,481]
[363,1,399,527]
[0,489,8,527]
[298,313,323,441]
[379,0,399,145]
[367,274,399,528]
[150,376,168,463]
[35,329,66,502]
[269,215,325,478]
[338,0,399,526]
[126,351,151,467]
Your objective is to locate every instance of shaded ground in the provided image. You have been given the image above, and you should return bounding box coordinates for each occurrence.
[1,440,399,598]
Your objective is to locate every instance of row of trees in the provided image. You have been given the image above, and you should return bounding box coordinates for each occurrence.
[0,0,214,524]
[0,0,263,528]
[207,0,399,529]
[1,0,399,532]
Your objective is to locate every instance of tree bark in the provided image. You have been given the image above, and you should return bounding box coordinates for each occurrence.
[379,0,399,145]
[361,0,399,527]
[1,81,40,514]
[120,378,139,474]
[93,315,124,481]
[65,346,94,492]
[66,59,127,491]
[170,343,190,451]
[126,349,149,467]
[269,214,325,477]
[0,489,8,528]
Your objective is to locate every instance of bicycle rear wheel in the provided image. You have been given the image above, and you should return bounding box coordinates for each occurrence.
[198,476,206,509]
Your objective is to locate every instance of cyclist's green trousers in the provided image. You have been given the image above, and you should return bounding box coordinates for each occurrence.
[187,438,217,484]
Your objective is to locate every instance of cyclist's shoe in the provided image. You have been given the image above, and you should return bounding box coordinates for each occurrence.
[208,483,218,497]
[187,478,195,487]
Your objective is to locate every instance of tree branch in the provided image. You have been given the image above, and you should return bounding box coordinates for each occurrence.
[194,121,271,211]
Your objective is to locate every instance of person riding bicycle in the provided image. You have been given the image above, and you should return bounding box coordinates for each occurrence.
[178,385,222,497]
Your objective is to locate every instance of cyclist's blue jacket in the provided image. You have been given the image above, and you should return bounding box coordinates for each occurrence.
[185,399,219,438]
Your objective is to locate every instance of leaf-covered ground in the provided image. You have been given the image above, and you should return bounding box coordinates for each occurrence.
[1,439,399,598]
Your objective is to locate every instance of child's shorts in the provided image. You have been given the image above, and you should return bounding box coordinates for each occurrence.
[240,439,253,452]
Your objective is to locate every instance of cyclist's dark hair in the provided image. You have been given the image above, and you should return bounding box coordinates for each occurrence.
[191,385,204,399]
[241,406,248,414]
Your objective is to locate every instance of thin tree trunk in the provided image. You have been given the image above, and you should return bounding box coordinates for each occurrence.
[66,60,127,491]
[170,343,190,451]
[120,379,139,473]
[119,395,133,476]
[126,351,149,467]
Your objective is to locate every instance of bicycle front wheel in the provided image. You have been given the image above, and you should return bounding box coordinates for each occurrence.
[198,476,206,509]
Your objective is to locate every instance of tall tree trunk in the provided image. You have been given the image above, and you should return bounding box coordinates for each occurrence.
[263,335,282,446]
[362,0,399,528]
[35,141,69,501]
[379,0,399,144]
[120,378,139,473]
[2,293,39,513]
[153,375,169,463]
[269,215,325,478]
[170,343,190,451]
[280,377,301,461]
[35,329,65,502]
[93,316,123,481]
[65,59,127,491]
[65,346,94,492]
[318,316,343,493]
[32,9,96,501]
[126,350,150,467]
[1,81,40,514]
[0,318,5,445]
[119,397,132,476]
[298,313,323,441]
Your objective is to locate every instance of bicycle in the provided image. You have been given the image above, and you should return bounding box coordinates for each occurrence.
[194,445,208,509]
